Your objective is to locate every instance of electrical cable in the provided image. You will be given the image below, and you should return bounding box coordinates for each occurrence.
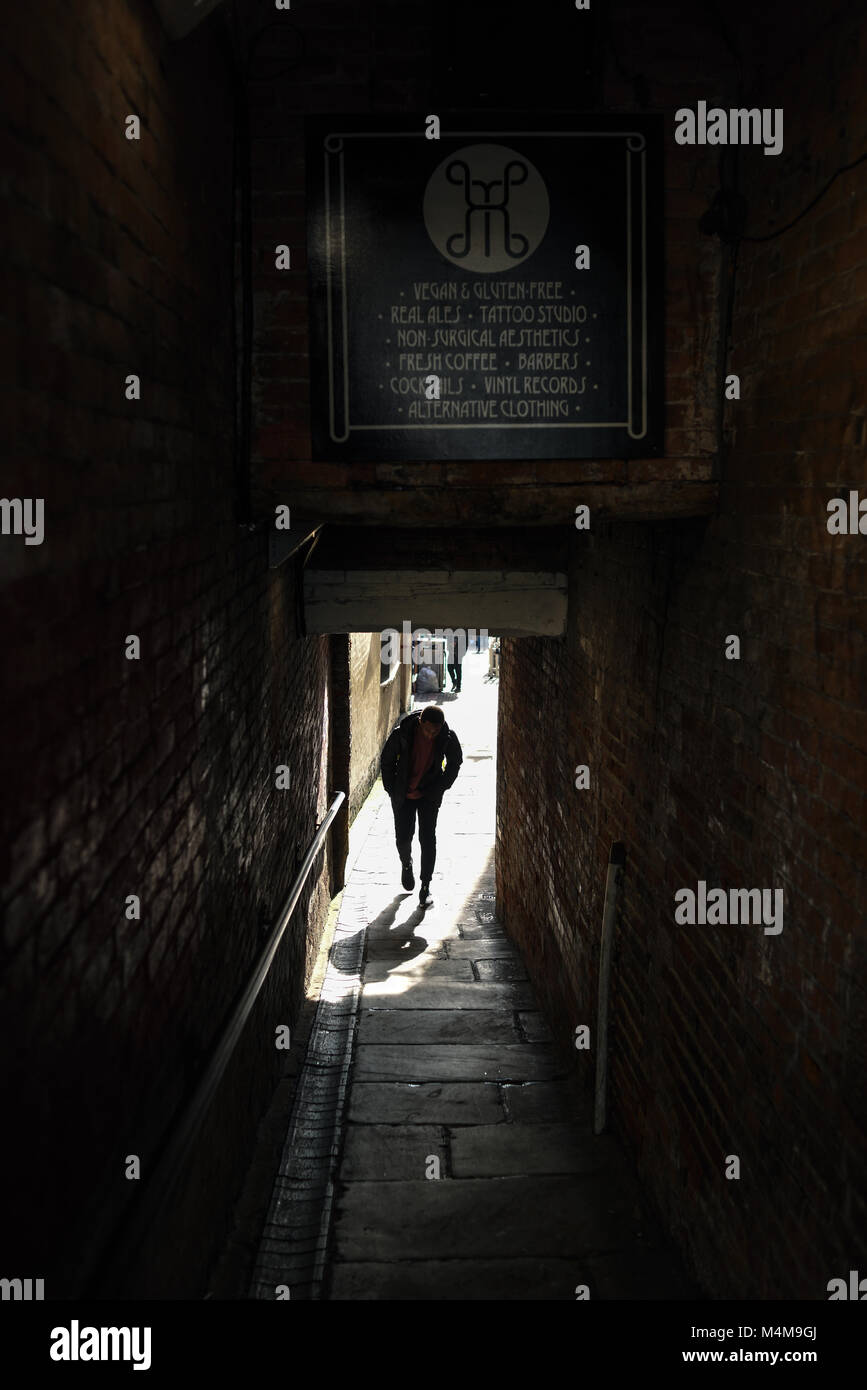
[741,150,867,242]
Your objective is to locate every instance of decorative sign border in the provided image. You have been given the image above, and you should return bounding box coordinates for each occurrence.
[307,116,663,459]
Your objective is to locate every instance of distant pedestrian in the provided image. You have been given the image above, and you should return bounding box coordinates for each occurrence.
[380,706,463,909]
[446,626,465,692]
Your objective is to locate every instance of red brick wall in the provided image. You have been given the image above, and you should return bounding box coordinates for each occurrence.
[0,1,334,1296]
[497,3,866,1298]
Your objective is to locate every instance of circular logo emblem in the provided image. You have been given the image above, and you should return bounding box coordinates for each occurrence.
[423,143,549,273]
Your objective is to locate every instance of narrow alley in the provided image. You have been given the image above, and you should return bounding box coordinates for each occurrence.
[2,0,864,1363]
[238,652,695,1300]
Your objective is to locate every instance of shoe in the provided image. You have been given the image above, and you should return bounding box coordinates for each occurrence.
[419,883,434,908]
[401,861,415,891]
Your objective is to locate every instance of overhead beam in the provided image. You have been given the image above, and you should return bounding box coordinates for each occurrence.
[270,478,719,528]
[310,525,569,573]
[303,569,567,636]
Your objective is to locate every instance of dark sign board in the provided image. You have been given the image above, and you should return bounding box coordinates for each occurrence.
[306,115,663,461]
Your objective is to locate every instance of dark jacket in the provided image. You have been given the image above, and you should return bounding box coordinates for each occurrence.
[380,711,463,808]
[445,627,464,663]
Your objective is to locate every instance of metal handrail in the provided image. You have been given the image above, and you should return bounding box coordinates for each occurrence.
[91,790,346,1292]
[158,789,347,1195]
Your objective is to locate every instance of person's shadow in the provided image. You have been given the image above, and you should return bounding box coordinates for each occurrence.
[365,894,429,972]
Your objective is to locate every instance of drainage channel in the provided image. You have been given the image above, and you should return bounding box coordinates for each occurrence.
[248,921,365,1300]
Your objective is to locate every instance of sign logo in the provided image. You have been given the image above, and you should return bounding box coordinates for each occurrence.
[423,143,549,273]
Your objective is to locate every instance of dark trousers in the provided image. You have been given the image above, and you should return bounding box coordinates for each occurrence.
[393,796,440,883]
[447,662,462,690]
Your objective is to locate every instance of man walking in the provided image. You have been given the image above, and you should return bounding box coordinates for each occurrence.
[380,705,463,909]
[446,626,465,693]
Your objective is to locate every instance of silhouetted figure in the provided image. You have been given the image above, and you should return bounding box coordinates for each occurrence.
[380,706,463,908]
[446,627,465,692]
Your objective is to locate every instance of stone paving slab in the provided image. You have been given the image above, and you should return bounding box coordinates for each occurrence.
[420,916,500,933]
[517,1011,554,1042]
[367,920,462,945]
[358,978,537,1009]
[431,888,497,903]
[328,1258,594,1301]
[356,1008,519,1046]
[339,1124,447,1181]
[363,957,476,982]
[443,940,519,959]
[362,944,443,964]
[328,1250,699,1300]
[348,1081,506,1125]
[474,957,528,981]
[352,1043,566,1083]
[583,1248,702,1299]
[502,1080,591,1124]
[454,925,515,940]
[450,1124,629,1178]
[332,1175,657,1261]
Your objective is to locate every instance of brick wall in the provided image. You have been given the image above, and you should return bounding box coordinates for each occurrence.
[347,633,409,823]
[497,2,866,1298]
[0,0,335,1296]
